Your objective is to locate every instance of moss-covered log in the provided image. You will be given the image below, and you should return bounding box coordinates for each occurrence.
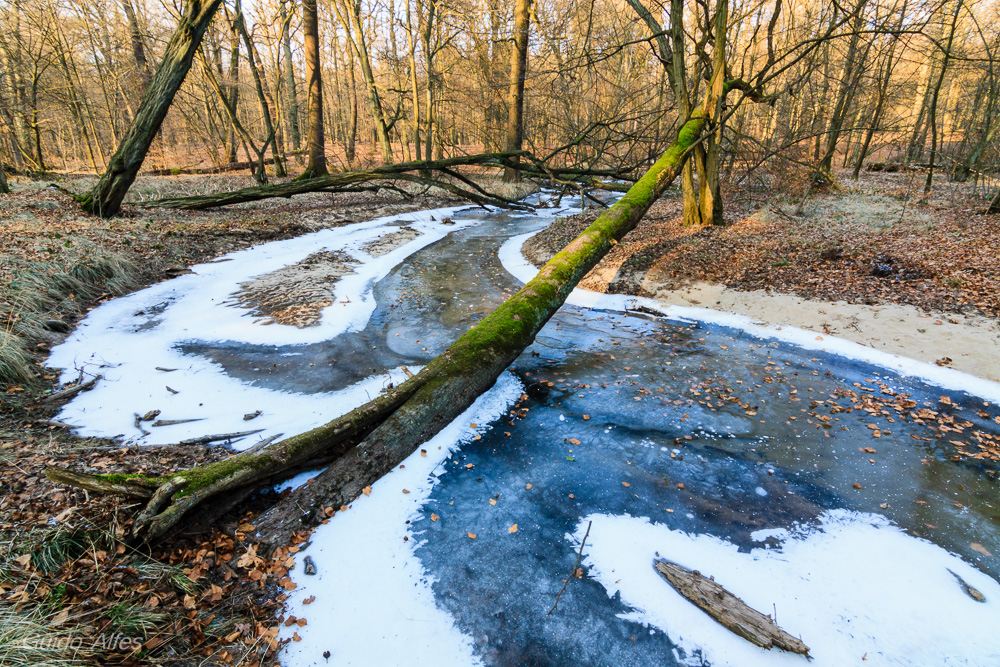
[47,104,714,544]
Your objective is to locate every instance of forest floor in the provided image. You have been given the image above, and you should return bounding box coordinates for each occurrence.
[1,167,998,666]
[525,170,1000,381]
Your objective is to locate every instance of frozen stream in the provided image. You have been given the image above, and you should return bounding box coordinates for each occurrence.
[48,194,1000,666]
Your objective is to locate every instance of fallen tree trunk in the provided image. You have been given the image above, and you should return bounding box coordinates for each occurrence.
[144,151,307,177]
[143,152,531,210]
[654,559,810,655]
[47,103,715,545]
[139,152,636,211]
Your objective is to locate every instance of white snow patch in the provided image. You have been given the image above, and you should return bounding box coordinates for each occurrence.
[278,372,523,667]
[498,231,1000,402]
[577,510,1000,667]
[45,205,472,445]
[272,468,325,494]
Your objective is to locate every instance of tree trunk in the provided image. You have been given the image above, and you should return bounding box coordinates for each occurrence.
[48,101,719,544]
[0,158,9,194]
[406,0,421,161]
[924,0,963,198]
[301,0,327,177]
[503,0,532,182]
[851,6,906,180]
[235,11,285,179]
[335,0,393,164]
[816,1,869,182]
[988,187,1000,214]
[81,0,224,217]
[281,0,302,152]
[122,0,153,94]
[225,3,241,164]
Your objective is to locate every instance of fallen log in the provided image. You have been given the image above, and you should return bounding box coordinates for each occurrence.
[142,152,534,210]
[46,95,721,544]
[654,559,810,655]
[41,375,101,404]
[144,151,307,176]
[139,151,637,211]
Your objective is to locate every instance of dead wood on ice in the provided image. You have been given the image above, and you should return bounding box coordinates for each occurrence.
[654,559,810,656]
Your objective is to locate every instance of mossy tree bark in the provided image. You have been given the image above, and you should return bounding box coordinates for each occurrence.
[48,103,718,544]
[0,159,9,194]
[80,0,224,218]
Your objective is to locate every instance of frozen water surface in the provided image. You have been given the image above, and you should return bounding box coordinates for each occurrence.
[47,193,1000,665]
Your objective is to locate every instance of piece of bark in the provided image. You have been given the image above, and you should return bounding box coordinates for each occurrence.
[37,419,81,430]
[41,375,101,404]
[179,429,265,445]
[949,569,986,602]
[133,413,150,436]
[654,559,810,656]
[141,410,161,421]
[151,418,204,427]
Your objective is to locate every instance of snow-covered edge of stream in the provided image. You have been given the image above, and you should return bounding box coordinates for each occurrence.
[46,205,475,446]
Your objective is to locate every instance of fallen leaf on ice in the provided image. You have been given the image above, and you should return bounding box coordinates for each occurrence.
[971,542,993,556]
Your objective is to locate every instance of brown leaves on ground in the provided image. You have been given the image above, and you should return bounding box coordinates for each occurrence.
[0,427,309,665]
[526,171,1000,318]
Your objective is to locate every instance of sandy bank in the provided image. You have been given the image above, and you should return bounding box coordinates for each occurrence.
[643,279,1000,383]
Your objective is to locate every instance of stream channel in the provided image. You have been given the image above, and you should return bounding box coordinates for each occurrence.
[49,193,1000,666]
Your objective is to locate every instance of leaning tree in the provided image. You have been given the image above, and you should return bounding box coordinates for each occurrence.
[80,0,223,217]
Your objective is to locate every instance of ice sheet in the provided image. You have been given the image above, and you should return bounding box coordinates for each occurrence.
[498,230,1000,403]
[45,207,471,445]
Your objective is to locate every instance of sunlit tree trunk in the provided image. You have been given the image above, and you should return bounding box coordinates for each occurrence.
[503,0,531,181]
[122,0,152,94]
[334,0,392,164]
[225,2,241,164]
[301,0,327,176]
[235,11,285,178]
[923,0,962,197]
[406,1,421,160]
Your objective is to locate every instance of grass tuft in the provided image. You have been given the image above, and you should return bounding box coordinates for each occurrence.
[0,605,92,667]
[0,331,35,386]
[31,526,105,574]
[0,252,137,388]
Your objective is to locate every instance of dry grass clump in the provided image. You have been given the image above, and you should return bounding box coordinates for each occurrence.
[1,253,138,387]
[0,604,93,667]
